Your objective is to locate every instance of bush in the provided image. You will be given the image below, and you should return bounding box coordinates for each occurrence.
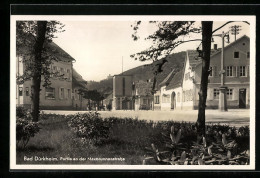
[68,112,110,144]
[16,118,40,149]
[143,123,250,165]
[16,106,30,119]
[16,106,40,149]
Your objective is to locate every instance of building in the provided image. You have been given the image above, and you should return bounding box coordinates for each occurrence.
[112,75,134,110]
[192,35,250,109]
[16,42,88,110]
[72,68,88,110]
[134,80,153,110]
[159,35,250,110]
[159,69,184,111]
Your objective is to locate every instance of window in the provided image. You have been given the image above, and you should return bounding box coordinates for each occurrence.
[240,66,246,77]
[247,52,250,58]
[227,89,233,100]
[74,89,77,100]
[214,89,219,99]
[162,94,170,103]
[60,68,64,72]
[67,89,71,99]
[226,66,233,77]
[155,96,160,104]
[209,67,213,77]
[60,88,64,99]
[234,51,239,58]
[19,87,23,96]
[67,69,70,73]
[45,88,55,99]
[177,92,180,102]
[25,87,29,96]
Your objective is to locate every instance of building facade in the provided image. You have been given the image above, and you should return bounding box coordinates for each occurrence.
[16,42,88,110]
[112,75,134,110]
[160,35,250,110]
[134,80,153,110]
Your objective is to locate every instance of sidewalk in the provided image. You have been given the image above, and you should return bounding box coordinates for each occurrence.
[42,109,250,127]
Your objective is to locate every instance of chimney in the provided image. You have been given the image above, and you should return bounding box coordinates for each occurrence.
[214,44,218,50]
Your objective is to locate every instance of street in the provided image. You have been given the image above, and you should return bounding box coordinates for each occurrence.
[42,109,250,127]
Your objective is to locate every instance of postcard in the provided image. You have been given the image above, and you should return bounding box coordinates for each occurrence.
[10,14,255,170]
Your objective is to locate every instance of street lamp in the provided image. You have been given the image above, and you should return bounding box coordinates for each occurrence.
[212,31,230,111]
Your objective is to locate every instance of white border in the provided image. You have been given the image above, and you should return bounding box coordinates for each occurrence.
[10,15,256,170]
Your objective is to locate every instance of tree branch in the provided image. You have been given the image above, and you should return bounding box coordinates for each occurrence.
[212,21,250,34]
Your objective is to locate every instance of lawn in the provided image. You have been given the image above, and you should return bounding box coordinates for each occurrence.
[16,112,250,165]
[16,114,162,165]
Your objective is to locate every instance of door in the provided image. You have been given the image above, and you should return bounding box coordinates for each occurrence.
[239,89,246,108]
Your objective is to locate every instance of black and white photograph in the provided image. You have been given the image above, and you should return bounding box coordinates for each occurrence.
[10,15,255,170]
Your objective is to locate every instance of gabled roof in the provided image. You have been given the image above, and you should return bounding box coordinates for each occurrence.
[166,69,184,90]
[159,69,175,87]
[187,48,220,68]
[72,68,87,88]
[47,42,75,62]
[17,40,76,63]
[187,35,250,68]
[210,35,250,59]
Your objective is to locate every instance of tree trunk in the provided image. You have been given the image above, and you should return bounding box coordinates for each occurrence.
[196,21,213,136]
[31,21,47,122]
[88,99,91,110]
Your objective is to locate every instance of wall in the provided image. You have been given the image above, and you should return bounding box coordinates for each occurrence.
[182,53,196,110]
[193,36,250,110]
[153,90,161,110]
[17,57,74,110]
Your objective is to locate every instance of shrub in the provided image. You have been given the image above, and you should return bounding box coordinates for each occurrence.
[16,106,30,119]
[16,118,40,149]
[16,106,40,149]
[143,123,250,165]
[68,112,110,144]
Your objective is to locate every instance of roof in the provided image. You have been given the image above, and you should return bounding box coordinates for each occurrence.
[187,35,250,68]
[187,48,220,67]
[166,69,184,90]
[210,35,250,59]
[47,42,75,62]
[159,69,175,87]
[17,39,76,63]
[72,68,87,88]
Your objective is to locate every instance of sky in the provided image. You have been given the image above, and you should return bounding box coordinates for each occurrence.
[52,21,250,82]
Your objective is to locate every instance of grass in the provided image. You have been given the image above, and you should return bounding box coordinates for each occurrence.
[16,115,160,165]
[16,113,250,165]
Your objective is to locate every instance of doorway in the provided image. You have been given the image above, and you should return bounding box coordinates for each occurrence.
[239,88,246,108]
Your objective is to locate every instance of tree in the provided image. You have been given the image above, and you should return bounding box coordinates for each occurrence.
[79,89,104,110]
[16,21,65,121]
[131,21,213,137]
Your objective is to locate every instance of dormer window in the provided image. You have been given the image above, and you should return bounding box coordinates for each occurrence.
[234,51,239,59]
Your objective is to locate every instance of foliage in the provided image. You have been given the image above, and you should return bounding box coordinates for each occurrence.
[16,21,65,88]
[67,112,110,144]
[78,89,104,102]
[106,104,112,111]
[131,21,200,61]
[143,123,250,165]
[16,106,30,119]
[16,107,40,149]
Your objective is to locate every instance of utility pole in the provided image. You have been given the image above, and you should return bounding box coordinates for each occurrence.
[230,25,241,41]
[122,56,124,75]
[212,31,230,111]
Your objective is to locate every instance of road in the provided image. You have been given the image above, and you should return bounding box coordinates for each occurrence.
[42,109,251,127]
